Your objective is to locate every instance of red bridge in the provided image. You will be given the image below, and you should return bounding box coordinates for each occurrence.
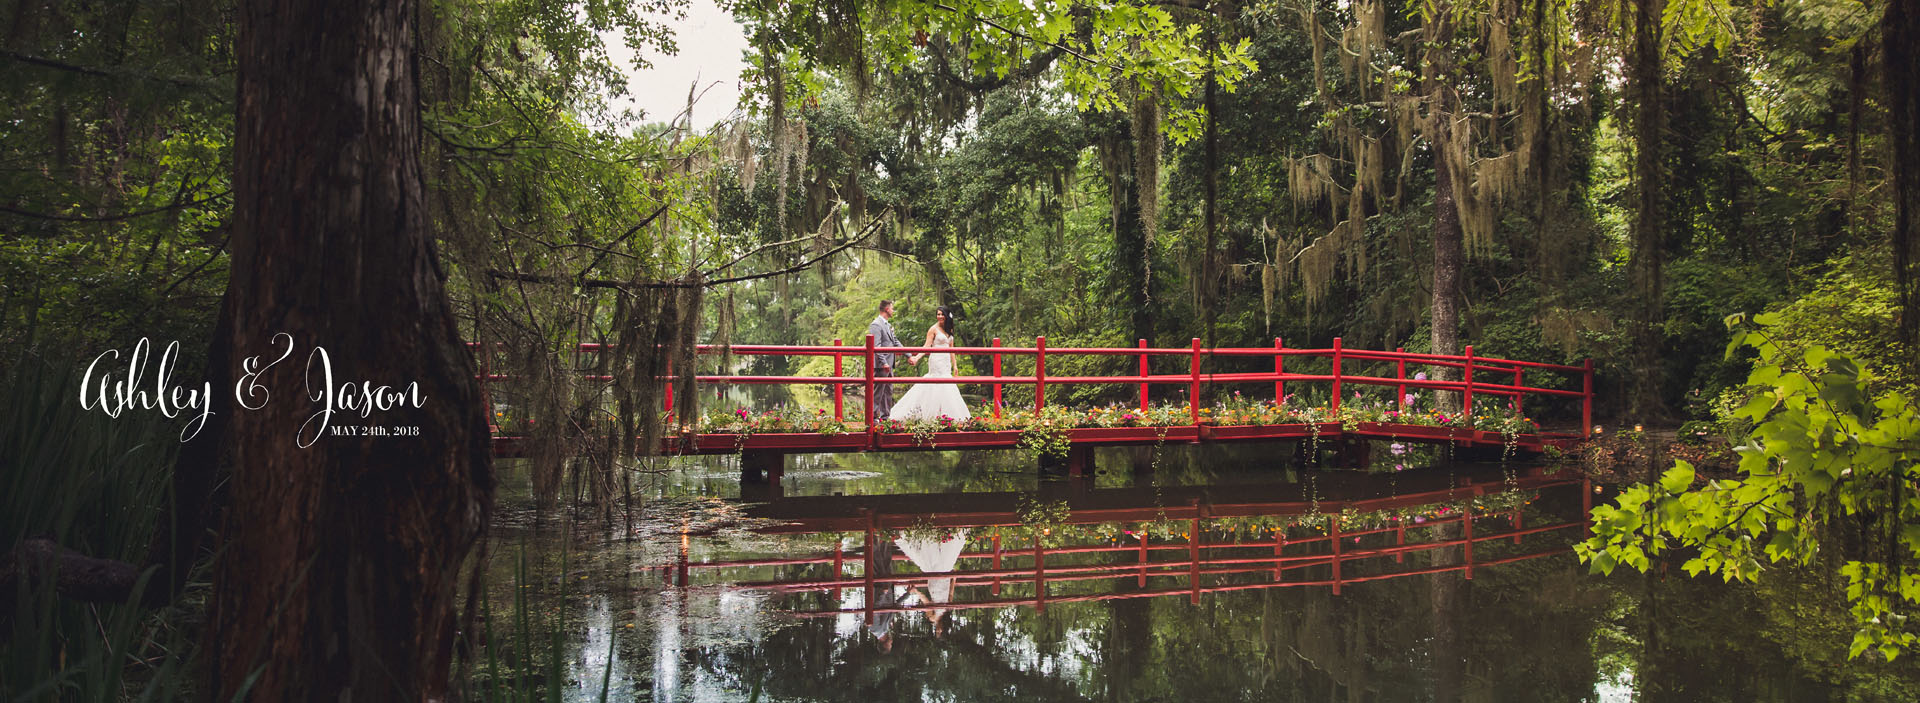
[481,337,1595,477]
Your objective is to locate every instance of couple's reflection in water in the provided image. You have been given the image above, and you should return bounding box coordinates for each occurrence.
[864,527,966,651]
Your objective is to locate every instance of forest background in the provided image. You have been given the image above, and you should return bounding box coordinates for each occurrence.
[4,0,1920,698]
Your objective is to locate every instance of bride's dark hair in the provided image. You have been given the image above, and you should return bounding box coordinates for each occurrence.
[936,306,956,337]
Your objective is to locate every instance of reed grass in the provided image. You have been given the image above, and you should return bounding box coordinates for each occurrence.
[1,354,195,701]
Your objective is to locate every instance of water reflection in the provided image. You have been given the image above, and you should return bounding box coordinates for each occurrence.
[479,449,1916,702]
[663,467,1585,625]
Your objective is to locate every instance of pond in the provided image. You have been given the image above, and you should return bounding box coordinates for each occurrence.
[472,445,1919,702]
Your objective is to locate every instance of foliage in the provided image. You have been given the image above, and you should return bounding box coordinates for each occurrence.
[2,357,190,700]
[1577,314,1920,660]
[1016,406,1075,459]
[697,406,850,435]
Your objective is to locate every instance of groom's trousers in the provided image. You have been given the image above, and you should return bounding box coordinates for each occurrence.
[872,366,894,421]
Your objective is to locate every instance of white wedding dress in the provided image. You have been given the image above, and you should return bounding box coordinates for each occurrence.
[895,529,968,620]
[888,331,971,422]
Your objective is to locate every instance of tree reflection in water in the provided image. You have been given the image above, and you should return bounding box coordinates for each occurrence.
[481,449,1920,702]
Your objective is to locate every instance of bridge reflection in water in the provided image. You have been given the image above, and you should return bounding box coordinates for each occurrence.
[650,465,1592,623]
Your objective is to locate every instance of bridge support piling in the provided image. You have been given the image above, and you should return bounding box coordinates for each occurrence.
[1065,444,1096,478]
[739,480,785,502]
[1128,446,1156,477]
[1334,438,1372,469]
[740,450,786,485]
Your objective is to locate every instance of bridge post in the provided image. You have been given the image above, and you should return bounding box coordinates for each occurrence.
[1035,336,1047,411]
[1395,347,1407,410]
[1463,345,1476,413]
[1189,499,1204,604]
[1463,483,1479,580]
[992,338,1003,417]
[830,543,844,602]
[832,338,844,421]
[1331,337,1343,411]
[1329,515,1343,596]
[1138,339,1150,411]
[1582,358,1594,437]
[991,532,1004,595]
[1189,338,1202,425]
[1512,365,1525,415]
[1033,533,1047,613]
[1273,527,1286,581]
[862,510,878,625]
[1273,338,1284,404]
[1136,532,1150,587]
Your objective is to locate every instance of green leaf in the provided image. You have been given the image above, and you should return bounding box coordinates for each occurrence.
[1660,463,1696,494]
[1591,550,1617,576]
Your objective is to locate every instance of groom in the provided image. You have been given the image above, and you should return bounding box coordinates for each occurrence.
[867,299,913,421]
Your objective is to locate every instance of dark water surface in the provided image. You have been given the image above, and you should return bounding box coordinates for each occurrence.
[477,446,1917,702]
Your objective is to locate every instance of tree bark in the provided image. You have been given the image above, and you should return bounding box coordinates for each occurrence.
[1425,11,1463,391]
[1628,0,1669,418]
[205,0,494,699]
[1201,7,1220,346]
[1102,113,1155,345]
[1888,0,1920,376]
[1427,523,1463,703]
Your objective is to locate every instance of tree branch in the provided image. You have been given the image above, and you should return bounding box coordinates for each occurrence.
[1,190,231,223]
[928,4,1117,70]
[929,40,1064,93]
[579,203,671,278]
[0,538,153,607]
[483,212,891,290]
[1,50,216,89]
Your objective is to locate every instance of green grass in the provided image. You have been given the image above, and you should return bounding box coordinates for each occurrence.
[1,354,194,701]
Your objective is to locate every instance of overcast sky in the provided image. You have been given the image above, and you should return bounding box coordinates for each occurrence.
[607,0,752,130]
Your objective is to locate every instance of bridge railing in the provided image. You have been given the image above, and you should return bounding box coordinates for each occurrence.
[470,338,1594,438]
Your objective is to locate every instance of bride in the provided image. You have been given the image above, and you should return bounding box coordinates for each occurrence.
[888,306,971,422]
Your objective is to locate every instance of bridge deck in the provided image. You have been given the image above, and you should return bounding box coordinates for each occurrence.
[491,421,1580,458]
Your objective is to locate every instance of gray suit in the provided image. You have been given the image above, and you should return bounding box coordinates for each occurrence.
[868,315,904,420]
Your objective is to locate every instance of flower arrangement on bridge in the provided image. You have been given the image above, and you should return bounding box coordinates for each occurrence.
[903,417,944,447]
[698,406,848,435]
[1209,391,1292,426]
[992,406,1075,459]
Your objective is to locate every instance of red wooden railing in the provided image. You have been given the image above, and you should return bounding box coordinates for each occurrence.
[470,338,1595,438]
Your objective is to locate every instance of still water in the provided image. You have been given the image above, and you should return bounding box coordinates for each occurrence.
[475,445,1918,702]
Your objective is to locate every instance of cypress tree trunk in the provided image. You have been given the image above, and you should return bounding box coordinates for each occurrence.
[205,0,493,698]
[1202,7,1220,346]
[1888,0,1920,374]
[1425,12,1463,390]
[1628,0,1668,418]
[1103,113,1154,345]
[1432,145,1463,362]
